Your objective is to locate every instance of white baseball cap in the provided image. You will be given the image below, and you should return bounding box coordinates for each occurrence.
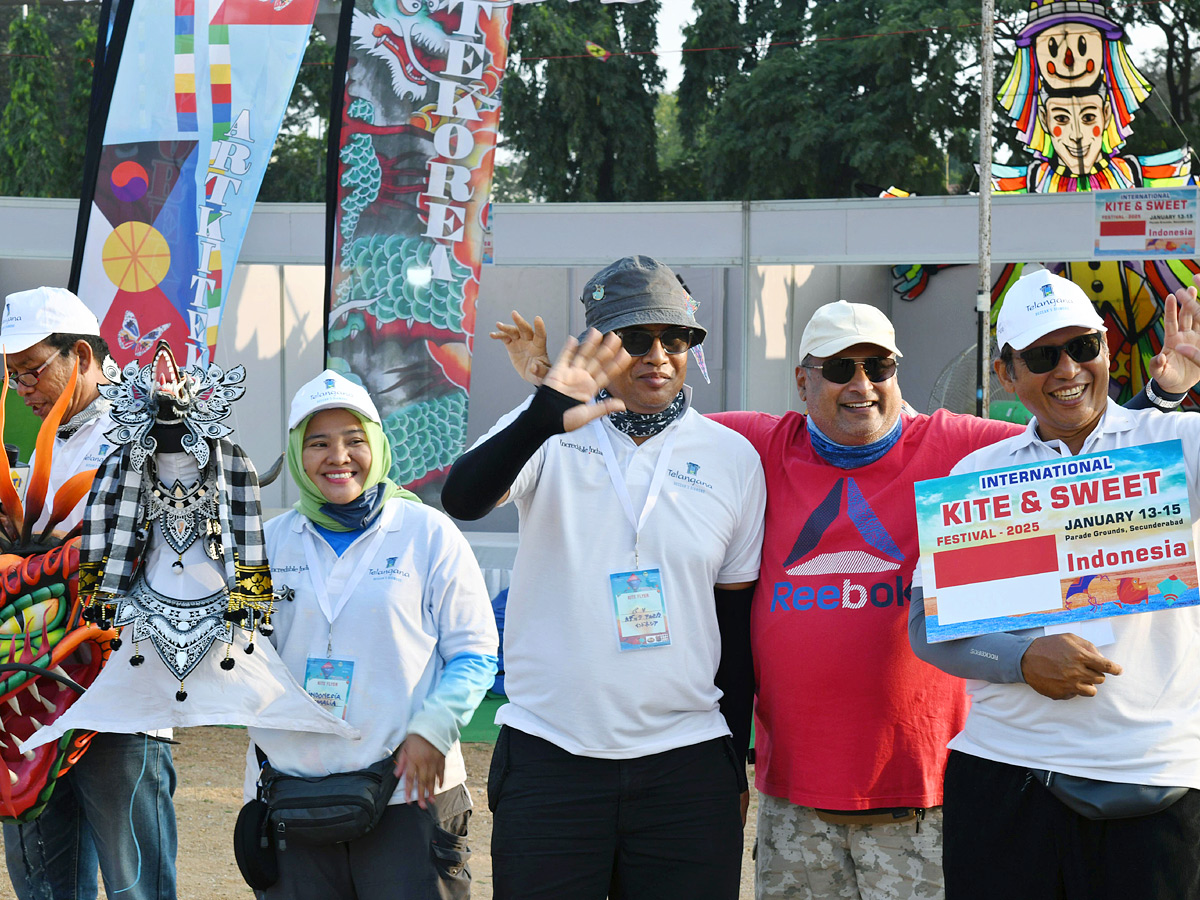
[1,287,101,354]
[797,300,902,361]
[288,370,380,430]
[996,269,1105,351]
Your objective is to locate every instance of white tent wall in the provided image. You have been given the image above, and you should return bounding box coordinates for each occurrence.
[1,191,1149,528]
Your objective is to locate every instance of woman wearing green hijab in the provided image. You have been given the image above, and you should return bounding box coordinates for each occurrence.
[247,370,498,900]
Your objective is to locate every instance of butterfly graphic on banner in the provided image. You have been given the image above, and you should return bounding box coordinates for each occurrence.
[117,311,171,359]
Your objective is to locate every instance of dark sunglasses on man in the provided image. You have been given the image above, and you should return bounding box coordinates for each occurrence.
[614,326,698,357]
[802,357,899,384]
[1014,333,1103,374]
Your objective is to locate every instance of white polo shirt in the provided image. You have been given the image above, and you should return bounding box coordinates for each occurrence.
[249,499,498,802]
[931,400,1200,788]
[480,389,767,759]
[28,407,116,533]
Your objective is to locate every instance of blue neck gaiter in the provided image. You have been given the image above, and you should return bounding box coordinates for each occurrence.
[807,415,903,469]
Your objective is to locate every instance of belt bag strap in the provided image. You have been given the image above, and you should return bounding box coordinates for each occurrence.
[1029,769,1189,820]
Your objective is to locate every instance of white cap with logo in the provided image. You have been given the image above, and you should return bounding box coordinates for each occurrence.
[1,287,101,355]
[288,369,380,430]
[797,300,902,361]
[996,269,1105,351]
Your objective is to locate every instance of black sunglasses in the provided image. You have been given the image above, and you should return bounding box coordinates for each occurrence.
[615,327,696,357]
[802,357,898,384]
[1015,333,1103,374]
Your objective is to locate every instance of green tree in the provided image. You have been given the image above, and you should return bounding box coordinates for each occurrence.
[1115,0,1199,159]
[0,5,64,196]
[656,92,703,200]
[0,2,96,198]
[500,0,664,202]
[681,0,986,200]
[259,29,335,203]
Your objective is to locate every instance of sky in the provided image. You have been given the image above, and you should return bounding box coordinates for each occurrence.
[657,0,693,92]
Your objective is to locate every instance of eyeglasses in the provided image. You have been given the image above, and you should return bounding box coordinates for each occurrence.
[614,327,696,357]
[1015,333,1103,374]
[802,357,898,384]
[6,349,62,389]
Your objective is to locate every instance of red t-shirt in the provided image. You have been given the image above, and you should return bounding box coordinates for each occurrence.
[711,409,1020,809]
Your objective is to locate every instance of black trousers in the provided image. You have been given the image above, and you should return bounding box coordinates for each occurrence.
[264,783,472,900]
[944,750,1200,900]
[489,727,745,900]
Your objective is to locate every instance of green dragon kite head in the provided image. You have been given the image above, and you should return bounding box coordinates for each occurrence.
[0,356,114,822]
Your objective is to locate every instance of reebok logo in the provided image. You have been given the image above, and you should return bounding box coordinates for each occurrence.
[782,477,903,576]
[772,477,909,612]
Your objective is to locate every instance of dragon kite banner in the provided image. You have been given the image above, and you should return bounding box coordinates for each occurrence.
[69,0,322,369]
[323,0,512,500]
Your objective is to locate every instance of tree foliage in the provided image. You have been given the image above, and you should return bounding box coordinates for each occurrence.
[258,31,335,203]
[500,0,664,202]
[0,3,94,198]
[682,0,985,200]
[1113,0,1200,158]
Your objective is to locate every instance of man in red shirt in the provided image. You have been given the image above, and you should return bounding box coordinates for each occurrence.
[489,279,1200,899]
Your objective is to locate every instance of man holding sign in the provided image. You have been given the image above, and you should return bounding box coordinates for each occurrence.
[910,269,1200,900]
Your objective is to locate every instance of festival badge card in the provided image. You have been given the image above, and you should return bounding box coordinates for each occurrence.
[914,441,1199,642]
[304,658,355,720]
[610,569,671,651]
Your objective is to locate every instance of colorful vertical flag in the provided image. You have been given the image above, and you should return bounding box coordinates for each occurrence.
[70,0,321,368]
[324,0,513,498]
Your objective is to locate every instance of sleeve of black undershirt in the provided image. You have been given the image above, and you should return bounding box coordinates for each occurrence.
[441,386,581,520]
[714,584,755,782]
[1125,379,1186,412]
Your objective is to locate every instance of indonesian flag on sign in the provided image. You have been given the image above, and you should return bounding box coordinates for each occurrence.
[585,40,611,60]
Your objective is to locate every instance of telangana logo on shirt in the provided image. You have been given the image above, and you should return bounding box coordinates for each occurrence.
[771,477,908,612]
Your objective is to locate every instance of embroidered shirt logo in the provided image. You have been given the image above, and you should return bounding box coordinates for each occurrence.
[686,462,700,475]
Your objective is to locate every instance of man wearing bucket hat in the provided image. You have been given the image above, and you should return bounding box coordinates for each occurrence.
[909,269,1200,899]
[0,287,178,900]
[443,255,767,900]
[492,270,1200,899]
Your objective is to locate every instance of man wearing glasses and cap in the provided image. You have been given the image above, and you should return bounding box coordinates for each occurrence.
[491,270,1200,899]
[909,269,1200,899]
[442,255,767,900]
[0,287,178,900]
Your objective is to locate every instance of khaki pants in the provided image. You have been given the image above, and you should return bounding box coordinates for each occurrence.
[755,793,944,900]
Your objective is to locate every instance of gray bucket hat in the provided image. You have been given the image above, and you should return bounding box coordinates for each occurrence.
[580,256,707,344]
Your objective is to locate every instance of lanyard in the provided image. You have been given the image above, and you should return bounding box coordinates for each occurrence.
[301,523,389,654]
[591,418,680,566]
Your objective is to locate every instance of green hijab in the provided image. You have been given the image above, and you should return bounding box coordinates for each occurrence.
[288,409,419,531]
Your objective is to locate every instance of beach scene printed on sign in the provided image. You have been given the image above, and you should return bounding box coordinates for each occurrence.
[915,440,1198,642]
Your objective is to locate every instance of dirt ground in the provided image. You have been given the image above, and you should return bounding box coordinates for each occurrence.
[0,726,760,900]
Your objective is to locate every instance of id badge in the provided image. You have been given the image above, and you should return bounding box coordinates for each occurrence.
[609,568,671,651]
[304,657,355,720]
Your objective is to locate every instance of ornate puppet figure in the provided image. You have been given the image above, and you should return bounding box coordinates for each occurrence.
[0,361,114,822]
[25,343,355,751]
[79,342,275,699]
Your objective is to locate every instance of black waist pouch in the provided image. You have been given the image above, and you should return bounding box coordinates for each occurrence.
[261,754,400,848]
[1030,769,1188,820]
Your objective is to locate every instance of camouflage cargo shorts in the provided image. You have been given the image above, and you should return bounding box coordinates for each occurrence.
[755,793,944,900]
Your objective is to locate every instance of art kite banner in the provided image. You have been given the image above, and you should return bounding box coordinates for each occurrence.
[323,0,512,499]
[70,0,321,368]
[915,441,1199,643]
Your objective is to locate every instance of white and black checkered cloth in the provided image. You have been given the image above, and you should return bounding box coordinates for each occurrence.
[80,438,268,602]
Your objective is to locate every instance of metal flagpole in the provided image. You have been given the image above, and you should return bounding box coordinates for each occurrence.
[977,0,995,418]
